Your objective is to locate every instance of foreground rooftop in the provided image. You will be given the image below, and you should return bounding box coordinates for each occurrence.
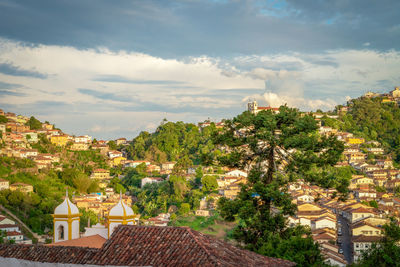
[0,225,295,267]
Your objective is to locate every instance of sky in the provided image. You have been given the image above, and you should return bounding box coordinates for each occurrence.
[0,0,399,140]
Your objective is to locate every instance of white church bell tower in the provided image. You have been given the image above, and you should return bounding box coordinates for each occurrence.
[52,190,80,243]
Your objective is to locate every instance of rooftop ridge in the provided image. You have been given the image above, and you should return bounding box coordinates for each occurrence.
[184,226,220,266]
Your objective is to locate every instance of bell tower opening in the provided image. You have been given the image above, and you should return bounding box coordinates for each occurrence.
[58,225,65,240]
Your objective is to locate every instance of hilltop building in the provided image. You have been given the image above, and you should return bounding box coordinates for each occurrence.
[248,100,279,115]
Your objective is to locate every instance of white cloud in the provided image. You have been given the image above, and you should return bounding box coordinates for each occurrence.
[0,38,399,138]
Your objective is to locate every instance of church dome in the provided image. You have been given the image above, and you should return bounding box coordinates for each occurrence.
[54,191,79,215]
[109,194,134,217]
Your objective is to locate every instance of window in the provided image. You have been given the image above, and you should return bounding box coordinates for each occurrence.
[356,244,359,248]
[58,225,65,240]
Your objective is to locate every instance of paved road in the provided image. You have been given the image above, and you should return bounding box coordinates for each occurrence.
[338,215,352,264]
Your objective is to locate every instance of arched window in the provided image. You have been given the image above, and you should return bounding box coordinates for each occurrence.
[58,225,64,240]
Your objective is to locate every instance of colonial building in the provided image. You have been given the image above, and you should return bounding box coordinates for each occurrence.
[248,100,279,115]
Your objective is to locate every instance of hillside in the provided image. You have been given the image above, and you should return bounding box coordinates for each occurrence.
[322,90,400,163]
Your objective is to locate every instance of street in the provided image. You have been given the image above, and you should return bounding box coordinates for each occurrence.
[338,215,352,264]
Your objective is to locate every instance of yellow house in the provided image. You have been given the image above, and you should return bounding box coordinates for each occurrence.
[10,182,33,193]
[350,207,376,223]
[352,222,383,237]
[50,135,69,146]
[90,169,111,180]
[113,156,126,166]
[346,137,365,145]
[382,98,396,104]
[349,176,373,189]
[298,203,322,212]
[391,87,400,98]
[219,184,240,200]
[70,142,89,151]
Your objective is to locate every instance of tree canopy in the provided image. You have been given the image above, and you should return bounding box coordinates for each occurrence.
[215,106,344,266]
[126,121,220,165]
[27,116,42,130]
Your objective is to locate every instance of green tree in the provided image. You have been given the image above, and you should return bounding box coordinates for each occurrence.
[215,106,344,266]
[172,155,192,175]
[73,173,92,193]
[108,140,117,150]
[27,116,42,130]
[79,208,98,232]
[179,203,190,216]
[201,175,218,192]
[0,115,8,123]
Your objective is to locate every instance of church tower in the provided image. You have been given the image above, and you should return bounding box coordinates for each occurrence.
[248,100,258,114]
[52,190,80,243]
[107,193,137,238]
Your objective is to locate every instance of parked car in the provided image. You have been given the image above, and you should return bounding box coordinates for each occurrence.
[339,248,343,254]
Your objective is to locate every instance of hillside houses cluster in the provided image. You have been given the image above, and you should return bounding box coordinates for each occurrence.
[0,215,31,244]
[363,87,400,105]
[72,189,134,219]
[285,122,400,264]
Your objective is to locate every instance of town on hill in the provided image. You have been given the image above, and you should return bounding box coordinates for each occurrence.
[1,87,400,266]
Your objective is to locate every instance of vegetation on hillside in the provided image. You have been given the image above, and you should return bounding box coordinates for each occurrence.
[324,96,400,162]
[215,106,345,266]
[125,120,220,165]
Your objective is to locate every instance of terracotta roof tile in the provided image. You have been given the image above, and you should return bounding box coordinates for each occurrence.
[47,234,106,249]
[0,245,97,264]
[0,226,295,266]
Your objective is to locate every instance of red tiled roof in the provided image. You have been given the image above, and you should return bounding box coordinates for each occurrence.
[6,231,22,236]
[352,235,382,243]
[48,235,106,249]
[0,245,97,264]
[0,226,295,266]
[95,225,295,266]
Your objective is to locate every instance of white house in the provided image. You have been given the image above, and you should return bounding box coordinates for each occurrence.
[6,231,24,242]
[141,177,164,188]
[297,194,315,203]
[225,169,248,178]
[311,216,337,230]
[0,216,14,225]
[74,135,92,143]
[0,224,20,232]
[0,179,9,191]
[108,150,123,159]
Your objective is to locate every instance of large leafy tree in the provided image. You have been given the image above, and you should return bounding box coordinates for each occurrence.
[215,106,344,266]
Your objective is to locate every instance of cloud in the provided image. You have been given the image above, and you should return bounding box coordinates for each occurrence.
[93,75,185,85]
[0,38,399,138]
[0,89,25,96]
[78,88,133,103]
[0,0,399,57]
[0,62,47,78]
[0,80,22,89]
